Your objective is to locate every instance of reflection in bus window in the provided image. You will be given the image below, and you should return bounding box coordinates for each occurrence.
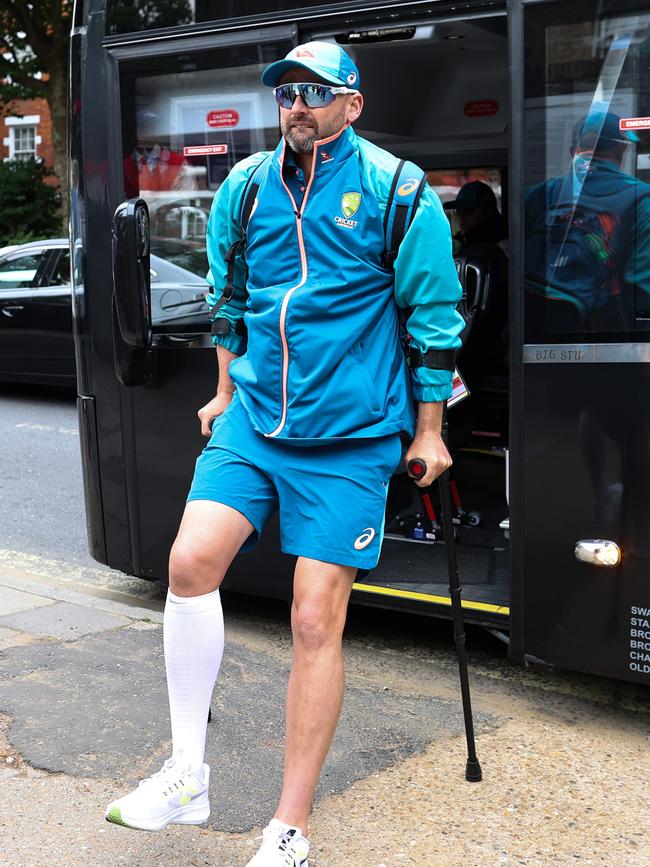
[119,43,290,329]
[524,11,650,340]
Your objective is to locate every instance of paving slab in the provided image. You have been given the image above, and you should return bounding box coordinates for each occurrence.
[0,624,495,834]
[0,624,39,650]
[0,585,55,617]
[0,601,131,639]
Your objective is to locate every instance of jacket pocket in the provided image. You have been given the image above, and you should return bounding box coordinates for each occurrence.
[351,341,380,413]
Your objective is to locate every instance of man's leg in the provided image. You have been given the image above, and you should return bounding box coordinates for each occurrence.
[105,500,255,831]
[274,556,356,835]
[164,500,256,772]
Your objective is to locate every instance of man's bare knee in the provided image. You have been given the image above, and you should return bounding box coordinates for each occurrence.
[291,601,342,653]
[291,559,355,651]
[168,541,225,596]
[167,501,255,596]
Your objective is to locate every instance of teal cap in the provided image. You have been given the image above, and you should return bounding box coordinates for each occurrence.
[572,104,640,147]
[262,41,360,89]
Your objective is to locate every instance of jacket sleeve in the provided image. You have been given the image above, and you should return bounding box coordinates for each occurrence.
[205,153,269,355]
[393,183,465,403]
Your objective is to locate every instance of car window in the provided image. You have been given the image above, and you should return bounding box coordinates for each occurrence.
[47,250,71,286]
[0,251,46,290]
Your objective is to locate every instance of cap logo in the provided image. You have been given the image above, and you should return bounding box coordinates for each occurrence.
[341,191,361,218]
[295,48,316,58]
[347,72,357,85]
[398,178,420,197]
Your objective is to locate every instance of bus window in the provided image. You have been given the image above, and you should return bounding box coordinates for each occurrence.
[119,41,291,326]
[524,4,650,341]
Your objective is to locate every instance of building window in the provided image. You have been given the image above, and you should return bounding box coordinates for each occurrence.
[3,115,41,161]
[13,125,36,161]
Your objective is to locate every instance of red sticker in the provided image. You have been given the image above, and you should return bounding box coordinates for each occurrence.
[620,116,650,131]
[206,110,240,128]
[464,100,499,117]
[183,144,228,157]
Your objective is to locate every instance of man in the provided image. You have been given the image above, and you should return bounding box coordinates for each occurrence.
[444,179,507,251]
[524,105,650,334]
[105,42,463,866]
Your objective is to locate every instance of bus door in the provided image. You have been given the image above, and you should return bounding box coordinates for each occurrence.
[107,26,298,580]
[512,0,650,682]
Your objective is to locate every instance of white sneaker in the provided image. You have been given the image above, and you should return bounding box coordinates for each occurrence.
[246,818,310,866]
[104,758,210,832]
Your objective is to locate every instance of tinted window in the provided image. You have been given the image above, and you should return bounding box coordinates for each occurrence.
[120,38,292,331]
[524,3,650,342]
[0,252,46,290]
[107,1,343,36]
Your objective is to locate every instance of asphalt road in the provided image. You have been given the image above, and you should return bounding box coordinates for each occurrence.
[1,383,85,557]
[0,381,165,595]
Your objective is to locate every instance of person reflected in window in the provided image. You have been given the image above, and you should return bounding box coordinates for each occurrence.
[525,105,650,335]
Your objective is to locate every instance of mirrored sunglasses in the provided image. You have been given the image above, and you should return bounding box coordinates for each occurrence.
[273,82,358,110]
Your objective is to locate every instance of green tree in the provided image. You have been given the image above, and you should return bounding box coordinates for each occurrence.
[0,1,194,229]
[0,158,61,242]
[0,1,71,222]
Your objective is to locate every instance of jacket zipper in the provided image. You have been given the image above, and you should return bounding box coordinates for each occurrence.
[265,144,316,437]
[266,127,349,438]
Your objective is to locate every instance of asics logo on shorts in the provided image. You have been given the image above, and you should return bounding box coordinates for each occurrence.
[354,527,376,550]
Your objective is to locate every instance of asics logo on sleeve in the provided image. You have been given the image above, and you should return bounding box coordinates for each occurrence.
[354,527,376,549]
[398,178,420,196]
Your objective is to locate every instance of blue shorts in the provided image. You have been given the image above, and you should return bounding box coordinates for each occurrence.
[187,393,402,569]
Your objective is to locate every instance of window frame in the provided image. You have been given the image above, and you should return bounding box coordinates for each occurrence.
[3,115,41,162]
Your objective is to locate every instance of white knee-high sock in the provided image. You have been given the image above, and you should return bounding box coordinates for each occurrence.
[163,587,224,774]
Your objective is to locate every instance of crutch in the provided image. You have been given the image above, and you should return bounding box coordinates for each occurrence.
[407,406,483,782]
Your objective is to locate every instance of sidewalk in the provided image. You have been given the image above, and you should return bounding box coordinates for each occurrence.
[0,568,648,866]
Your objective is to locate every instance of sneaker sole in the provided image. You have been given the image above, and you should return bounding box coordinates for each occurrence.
[105,802,210,832]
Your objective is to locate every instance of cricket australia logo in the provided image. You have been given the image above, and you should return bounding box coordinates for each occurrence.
[335,191,361,229]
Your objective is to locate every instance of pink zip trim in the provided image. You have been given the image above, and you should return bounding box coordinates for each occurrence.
[265,126,349,438]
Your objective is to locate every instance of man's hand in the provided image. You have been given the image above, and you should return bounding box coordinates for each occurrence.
[198,391,233,437]
[405,431,452,487]
[406,401,451,487]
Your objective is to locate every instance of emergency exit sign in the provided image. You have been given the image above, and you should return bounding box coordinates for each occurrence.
[183,144,228,156]
[620,116,650,131]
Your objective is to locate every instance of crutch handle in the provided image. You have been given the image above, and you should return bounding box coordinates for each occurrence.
[407,458,427,480]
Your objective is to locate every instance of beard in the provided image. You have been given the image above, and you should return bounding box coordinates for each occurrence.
[281,101,348,153]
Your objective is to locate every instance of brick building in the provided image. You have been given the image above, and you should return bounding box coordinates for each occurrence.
[1,96,59,185]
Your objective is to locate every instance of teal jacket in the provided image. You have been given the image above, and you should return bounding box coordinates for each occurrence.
[206,125,464,443]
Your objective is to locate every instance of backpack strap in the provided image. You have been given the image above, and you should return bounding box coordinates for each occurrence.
[382,159,427,268]
[211,154,271,336]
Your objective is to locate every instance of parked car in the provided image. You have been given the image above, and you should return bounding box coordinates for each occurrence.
[0,238,210,386]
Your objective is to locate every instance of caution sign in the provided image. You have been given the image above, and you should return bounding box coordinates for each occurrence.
[464,100,498,118]
[620,117,650,132]
[207,110,240,128]
[183,144,228,157]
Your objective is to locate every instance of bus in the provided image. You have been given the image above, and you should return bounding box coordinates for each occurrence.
[70,0,650,685]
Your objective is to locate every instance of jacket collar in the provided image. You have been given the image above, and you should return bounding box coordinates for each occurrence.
[275,124,358,179]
